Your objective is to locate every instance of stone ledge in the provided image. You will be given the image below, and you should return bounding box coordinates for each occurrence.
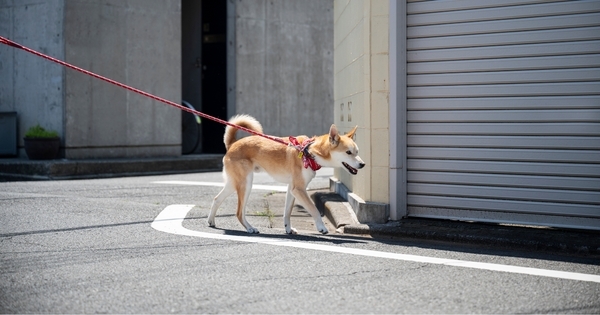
[0,154,223,181]
[329,176,389,223]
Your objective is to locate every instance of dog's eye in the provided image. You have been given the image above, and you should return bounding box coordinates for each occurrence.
[346,150,352,155]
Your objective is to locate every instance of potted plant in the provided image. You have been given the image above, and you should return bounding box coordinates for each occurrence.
[23,124,60,160]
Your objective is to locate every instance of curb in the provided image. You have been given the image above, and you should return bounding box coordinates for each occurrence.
[313,191,600,256]
[0,154,223,181]
[311,191,358,229]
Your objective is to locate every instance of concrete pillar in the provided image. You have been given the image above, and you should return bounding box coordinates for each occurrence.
[63,0,182,159]
[333,0,390,222]
[235,0,334,137]
[0,0,65,158]
[1,0,182,159]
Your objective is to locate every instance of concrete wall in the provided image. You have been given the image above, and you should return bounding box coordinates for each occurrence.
[0,0,181,159]
[333,0,390,220]
[2,0,332,160]
[235,0,333,137]
[63,0,181,159]
[0,0,65,157]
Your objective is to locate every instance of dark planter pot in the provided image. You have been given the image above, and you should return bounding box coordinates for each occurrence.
[24,137,60,160]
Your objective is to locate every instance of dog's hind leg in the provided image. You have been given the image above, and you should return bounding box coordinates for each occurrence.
[236,172,259,234]
[283,186,297,234]
[290,187,329,234]
[207,181,235,227]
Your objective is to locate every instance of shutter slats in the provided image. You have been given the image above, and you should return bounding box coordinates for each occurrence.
[408,123,599,136]
[408,82,600,98]
[409,26,600,50]
[407,0,562,15]
[408,147,600,164]
[407,96,600,110]
[408,171,600,192]
[408,135,600,150]
[407,1,600,26]
[407,195,600,218]
[408,109,600,122]
[408,41,600,62]
[408,160,600,179]
[408,54,600,75]
[408,183,600,206]
[408,68,600,86]
[408,12,600,38]
[406,1,600,229]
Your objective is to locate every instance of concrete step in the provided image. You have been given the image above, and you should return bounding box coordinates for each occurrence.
[0,154,223,181]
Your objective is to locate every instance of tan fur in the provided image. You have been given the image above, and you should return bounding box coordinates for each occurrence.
[208,115,365,234]
[224,114,263,150]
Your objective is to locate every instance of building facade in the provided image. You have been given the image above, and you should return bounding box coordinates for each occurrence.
[1,0,333,158]
[334,0,600,230]
[1,0,182,159]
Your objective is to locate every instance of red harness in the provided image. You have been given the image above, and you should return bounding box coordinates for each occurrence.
[288,136,321,171]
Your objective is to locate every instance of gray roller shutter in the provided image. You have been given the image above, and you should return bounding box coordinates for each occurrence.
[405,0,600,230]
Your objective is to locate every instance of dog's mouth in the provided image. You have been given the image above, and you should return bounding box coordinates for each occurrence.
[342,162,358,175]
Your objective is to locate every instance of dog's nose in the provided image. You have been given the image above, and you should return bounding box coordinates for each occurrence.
[358,162,366,169]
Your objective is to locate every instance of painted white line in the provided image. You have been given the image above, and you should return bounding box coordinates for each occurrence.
[152,180,288,192]
[152,204,600,284]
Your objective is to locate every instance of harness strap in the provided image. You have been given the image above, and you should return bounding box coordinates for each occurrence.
[288,136,321,171]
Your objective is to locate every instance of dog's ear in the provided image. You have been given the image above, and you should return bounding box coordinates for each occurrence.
[346,125,358,140]
[329,124,340,146]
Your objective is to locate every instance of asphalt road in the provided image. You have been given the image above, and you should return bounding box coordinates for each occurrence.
[1,170,599,313]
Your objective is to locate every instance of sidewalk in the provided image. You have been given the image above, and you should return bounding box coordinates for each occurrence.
[0,154,223,181]
[311,191,600,257]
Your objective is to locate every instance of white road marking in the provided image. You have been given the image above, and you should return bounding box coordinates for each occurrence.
[152,204,600,284]
[152,180,288,192]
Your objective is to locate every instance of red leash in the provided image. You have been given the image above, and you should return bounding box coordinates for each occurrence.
[0,35,287,147]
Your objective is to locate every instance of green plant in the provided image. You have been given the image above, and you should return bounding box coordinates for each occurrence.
[254,209,275,228]
[255,199,275,228]
[25,124,59,139]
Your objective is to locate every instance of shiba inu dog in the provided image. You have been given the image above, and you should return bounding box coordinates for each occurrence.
[208,114,365,234]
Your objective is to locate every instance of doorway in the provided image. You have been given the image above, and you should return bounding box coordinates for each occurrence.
[182,0,228,154]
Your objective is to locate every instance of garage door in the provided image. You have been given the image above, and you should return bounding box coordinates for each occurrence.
[405,0,600,230]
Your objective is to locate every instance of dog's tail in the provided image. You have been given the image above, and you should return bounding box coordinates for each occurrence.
[223,114,264,150]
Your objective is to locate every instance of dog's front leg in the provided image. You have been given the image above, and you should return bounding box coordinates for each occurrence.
[283,186,297,234]
[291,187,328,234]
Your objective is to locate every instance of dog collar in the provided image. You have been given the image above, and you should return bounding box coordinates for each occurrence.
[288,136,322,171]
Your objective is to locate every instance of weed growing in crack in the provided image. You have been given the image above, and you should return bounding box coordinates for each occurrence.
[254,194,277,228]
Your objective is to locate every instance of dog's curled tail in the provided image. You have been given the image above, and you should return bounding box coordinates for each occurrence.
[224,114,264,150]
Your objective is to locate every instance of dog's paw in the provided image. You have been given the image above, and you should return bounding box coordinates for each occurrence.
[207,219,215,227]
[246,227,260,234]
[317,226,329,234]
[286,227,298,235]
